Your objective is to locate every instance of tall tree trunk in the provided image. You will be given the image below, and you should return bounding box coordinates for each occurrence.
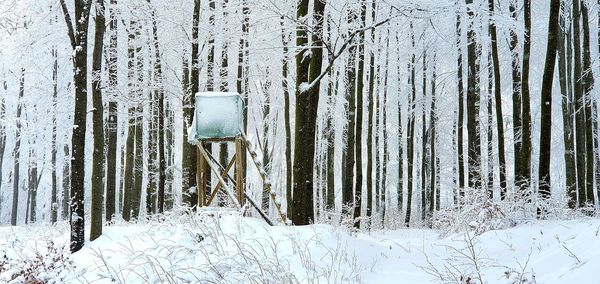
[519,0,532,194]
[429,53,437,217]
[148,0,166,214]
[182,0,201,207]
[488,0,506,199]
[581,1,595,206]
[455,7,465,201]
[219,0,230,169]
[10,68,25,226]
[280,16,293,216]
[261,76,272,211]
[236,0,249,208]
[538,0,561,207]
[343,6,358,219]
[365,0,377,226]
[105,0,118,221]
[353,0,367,228]
[509,0,523,191]
[290,0,325,225]
[0,75,5,219]
[465,0,481,190]
[383,30,392,225]
[90,0,106,241]
[404,24,416,227]
[50,48,58,223]
[573,0,586,207]
[131,23,144,219]
[558,1,576,208]
[420,50,428,223]
[486,50,494,198]
[60,0,93,253]
[10,69,24,226]
[122,21,137,222]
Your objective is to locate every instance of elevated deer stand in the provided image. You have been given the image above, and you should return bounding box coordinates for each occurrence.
[189,92,286,225]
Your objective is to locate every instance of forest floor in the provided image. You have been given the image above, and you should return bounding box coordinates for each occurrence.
[0,210,599,283]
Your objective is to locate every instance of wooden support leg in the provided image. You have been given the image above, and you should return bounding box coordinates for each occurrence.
[197,143,207,207]
[236,137,245,206]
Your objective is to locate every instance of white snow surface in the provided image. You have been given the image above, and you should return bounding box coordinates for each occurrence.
[0,212,599,283]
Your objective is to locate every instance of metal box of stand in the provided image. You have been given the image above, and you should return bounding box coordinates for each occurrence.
[189,92,244,142]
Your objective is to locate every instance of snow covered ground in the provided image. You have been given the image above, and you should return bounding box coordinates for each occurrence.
[1,211,599,283]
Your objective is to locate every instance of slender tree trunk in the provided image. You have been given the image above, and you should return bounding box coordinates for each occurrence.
[429,53,437,217]
[538,0,561,206]
[219,0,230,169]
[280,16,293,216]
[90,0,106,241]
[122,21,137,222]
[343,7,358,219]
[62,144,70,220]
[148,0,166,214]
[404,24,416,227]
[420,50,428,223]
[509,0,523,191]
[27,149,37,223]
[353,0,367,228]
[486,50,494,198]
[365,0,377,226]
[0,76,4,219]
[455,7,466,201]
[261,77,272,211]
[131,24,144,219]
[60,0,93,253]
[466,0,481,190]
[50,48,58,223]
[581,1,595,206]
[558,1,576,208]
[573,0,586,207]
[519,0,532,194]
[488,0,506,199]
[105,0,118,222]
[10,69,24,226]
[182,0,201,207]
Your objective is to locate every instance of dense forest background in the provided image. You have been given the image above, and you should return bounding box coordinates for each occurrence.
[0,0,597,252]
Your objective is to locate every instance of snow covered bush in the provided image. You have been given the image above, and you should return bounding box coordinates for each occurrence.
[0,240,73,284]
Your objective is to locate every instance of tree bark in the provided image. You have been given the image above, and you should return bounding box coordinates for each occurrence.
[90,0,106,241]
[519,0,532,194]
[60,0,93,253]
[581,1,595,206]
[455,7,465,201]
[558,1,576,208]
[365,0,377,227]
[465,0,481,191]
[538,0,561,205]
[280,16,293,216]
[50,48,58,223]
[343,6,358,219]
[404,24,416,227]
[353,0,367,228]
[291,0,325,225]
[509,0,523,191]
[182,0,201,207]
[488,0,507,199]
[105,0,118,221]
[573,0,586,207]
[10,69,24,226]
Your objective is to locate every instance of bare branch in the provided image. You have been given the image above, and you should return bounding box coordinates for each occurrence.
[59,0,76,49]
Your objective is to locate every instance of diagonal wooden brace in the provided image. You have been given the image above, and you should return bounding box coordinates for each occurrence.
[197,144,241,208]
[206,155,236,206]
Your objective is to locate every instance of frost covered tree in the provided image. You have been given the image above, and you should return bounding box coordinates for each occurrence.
[59,0,93,253]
